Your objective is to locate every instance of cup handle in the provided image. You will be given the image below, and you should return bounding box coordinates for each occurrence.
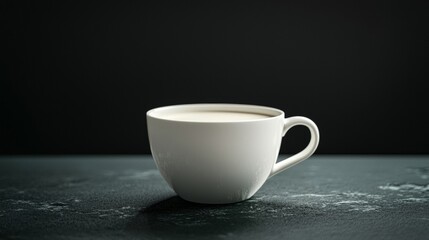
[270,116,320,177]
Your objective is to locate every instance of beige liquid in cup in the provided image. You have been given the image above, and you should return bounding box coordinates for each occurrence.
[164,111,271,122]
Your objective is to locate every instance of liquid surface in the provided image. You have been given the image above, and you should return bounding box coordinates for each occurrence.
[163,111,271,122]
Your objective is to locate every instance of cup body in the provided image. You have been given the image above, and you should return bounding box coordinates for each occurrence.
[147,104,284,204]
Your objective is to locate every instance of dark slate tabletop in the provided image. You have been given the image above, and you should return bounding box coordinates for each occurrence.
[0,155,428,240]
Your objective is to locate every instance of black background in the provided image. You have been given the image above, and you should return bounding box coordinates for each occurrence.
[1,0,428,154]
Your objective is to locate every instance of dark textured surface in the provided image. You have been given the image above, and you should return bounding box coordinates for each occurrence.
[0,155,428,239]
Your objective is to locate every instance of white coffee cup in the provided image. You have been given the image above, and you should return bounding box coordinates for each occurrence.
[147,104,319,204]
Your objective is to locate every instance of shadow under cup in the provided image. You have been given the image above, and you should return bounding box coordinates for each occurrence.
[147,104,286,204]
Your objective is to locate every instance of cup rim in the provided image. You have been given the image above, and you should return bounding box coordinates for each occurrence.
[146,103,284,123]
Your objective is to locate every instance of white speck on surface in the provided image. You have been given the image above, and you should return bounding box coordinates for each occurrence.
[407,167,429,180]
[289,194,335,198]
[349,205,380,212]
[36,202,68,212]
[399,198,428,203]
[87,207,136,219]
[379,183,429,192]
[5,199,74,212]
[12,200,36,205]
[119,170,161,180]
[334,200,369,205]
[268,191,385,213]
